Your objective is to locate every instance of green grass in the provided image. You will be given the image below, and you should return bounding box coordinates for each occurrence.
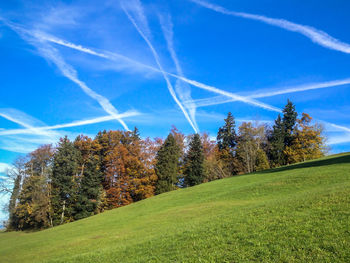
[1,153,350,262]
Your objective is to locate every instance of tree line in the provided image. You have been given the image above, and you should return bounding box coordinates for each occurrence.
[3,100,326,230]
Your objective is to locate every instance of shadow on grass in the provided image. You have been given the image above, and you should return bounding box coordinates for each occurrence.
[259,153,350,174]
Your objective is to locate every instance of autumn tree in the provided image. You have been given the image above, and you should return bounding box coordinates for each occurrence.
[155,133,181,194]
[284,113,326,163]
[3,157,26,230]
[255,149,270,171]
[236,122,269,173]
[11,145,54,230]
[95,130,157,209]
[184,134,205,187]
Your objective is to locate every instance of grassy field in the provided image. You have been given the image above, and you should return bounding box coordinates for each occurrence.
[1,153,349,262]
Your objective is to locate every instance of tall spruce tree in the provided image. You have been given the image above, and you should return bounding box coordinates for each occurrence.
[217,112,237,151]
[282,99,298,147]
[51,137,80,225]
[184,134,205,187]
[269,114,285,166]
[216,112,242,175]
[155,134,180,194]
[269,100,298,166]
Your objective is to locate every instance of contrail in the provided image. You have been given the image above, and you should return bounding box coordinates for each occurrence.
[170,76,281,112]
[0,111,140,136]
[328,123,350,133]
[121,0,199,132]
[159,13,199,133]
[33,40,130,131]
[37,32,281,113]
[0,110,57,138]
[189,78,350,108]
[1,19,130,131]
[189,0,350,54]
[2,17,347,130]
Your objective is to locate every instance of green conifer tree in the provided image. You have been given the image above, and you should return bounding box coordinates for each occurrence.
[217,112,237,151]
[282,99,298,147]
[51,137,80,225]
[269,114,285,166]
[216,112,242,175]
[184,134,205,187]
[155,134,180,194]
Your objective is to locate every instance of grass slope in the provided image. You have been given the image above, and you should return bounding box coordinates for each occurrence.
[1,153,350,262]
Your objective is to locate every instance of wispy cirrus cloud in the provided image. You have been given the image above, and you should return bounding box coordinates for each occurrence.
[189,0,350,54]
[120,0,199,133]
[0,18,131,131]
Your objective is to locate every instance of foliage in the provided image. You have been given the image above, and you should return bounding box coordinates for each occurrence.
[284,113,326,163]
[1,153,349,262]
[155,133,181,194]
[6,100,330,231]
[268,114,285,167]
[51,137,80,225]
[11,145,54,230]
[217,112,237,152]
[184,134,205,187]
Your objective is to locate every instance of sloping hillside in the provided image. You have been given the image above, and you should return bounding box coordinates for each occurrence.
[1,153,349,262]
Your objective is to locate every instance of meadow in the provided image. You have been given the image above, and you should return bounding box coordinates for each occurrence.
[1,153,349,262]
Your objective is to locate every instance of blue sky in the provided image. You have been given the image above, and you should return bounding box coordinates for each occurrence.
[1,0,350,221]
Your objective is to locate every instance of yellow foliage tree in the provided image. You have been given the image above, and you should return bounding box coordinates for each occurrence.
[284,113,326,164]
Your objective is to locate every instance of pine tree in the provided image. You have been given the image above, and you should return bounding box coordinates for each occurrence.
[184,134,205,187]
[282,99,298,147]
[217,112,237,151]
[217,112,242,175]
[155,134,181,194]
[51,137,80,225]
[269,114,285,166]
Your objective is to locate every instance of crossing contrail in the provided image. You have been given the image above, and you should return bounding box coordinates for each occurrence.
[0,18,130,131]
[159,13,199,132]
[121,0,199,132]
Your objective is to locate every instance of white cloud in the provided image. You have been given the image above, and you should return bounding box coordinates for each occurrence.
[0,163,12,174]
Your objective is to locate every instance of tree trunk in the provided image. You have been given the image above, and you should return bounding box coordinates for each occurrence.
[60,200,66,225]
